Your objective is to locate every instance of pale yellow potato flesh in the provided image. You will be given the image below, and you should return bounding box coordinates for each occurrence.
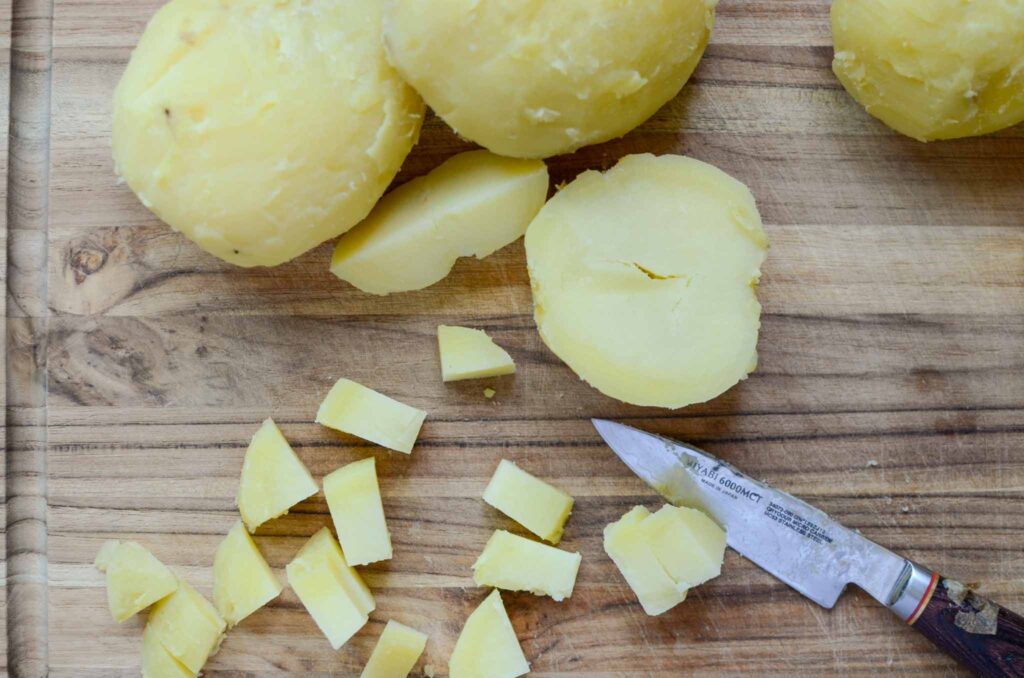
[236,419,319,532]
[449,590,529,678]
[604,505,727,616]
[145,579,226,674]
[526,153,768,409]
[603,506,686,616]
[383,0,716,158]
[332,151,548,294]
[324,457,392,566]
[316,379,426,454]
[360,620,429,678]
[832,0,1024,141]
[286,528,375,650]
[472,530,581,602]
[482,459,573,544]
[142,624,195,678]
[113,0,423,267]
[438,326,516,383]
[212,521,283,627]
[94,540,178,622]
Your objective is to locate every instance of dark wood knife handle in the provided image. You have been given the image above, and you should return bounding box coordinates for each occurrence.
[909,575,1024,676]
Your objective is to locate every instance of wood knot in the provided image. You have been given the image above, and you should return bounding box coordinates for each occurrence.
[69,245,109,284]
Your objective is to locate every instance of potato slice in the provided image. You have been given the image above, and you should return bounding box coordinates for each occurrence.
[438,326,516,383]
[324,457,392,566]
[113,0,423,267]
[236,419,319,532]
[331,151,548,294]
[213,521,283,626]
[361,620,429,678]
[316,379,426,454]
[146,579,226,674]
[526,154,768,409]
[832,0,1024,141]
[286,528,375,650]
[482,459,573,544]
[383,1,716,158]
[472,530,581,602]
[94,540,178,622]
[449,590,529,678]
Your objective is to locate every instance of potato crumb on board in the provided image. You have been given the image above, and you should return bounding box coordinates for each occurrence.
[484,388,496,399]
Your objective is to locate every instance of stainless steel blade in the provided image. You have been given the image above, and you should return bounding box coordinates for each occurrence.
[593,419,910,609]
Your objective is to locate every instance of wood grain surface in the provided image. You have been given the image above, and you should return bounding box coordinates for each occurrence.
[5,0,1024,675]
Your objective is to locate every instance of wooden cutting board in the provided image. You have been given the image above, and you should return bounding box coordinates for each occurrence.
[4,0,1024,675]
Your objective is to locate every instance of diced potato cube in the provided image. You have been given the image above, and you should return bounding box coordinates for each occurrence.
[604,505,727,616]
[603,506,686,616]
[324,457,392,566]
[438,325,516,382]
[213,520,283,626]
[360,620,429,678]
[94,540,178,622]
[236,419,319,532]
[472,530,581,602]
[331,150,549,295]
[316,379,426,454]
[483,459,573,544]
[141,624,194,678]
[642,505,726,589]
[146,579,226,674]
[286,528,375,650]
[449,590,529,678]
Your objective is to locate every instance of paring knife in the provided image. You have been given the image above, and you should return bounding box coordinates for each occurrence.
[592,419,1024,676]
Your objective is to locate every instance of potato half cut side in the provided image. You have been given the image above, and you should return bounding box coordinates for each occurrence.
[525,153,768,409]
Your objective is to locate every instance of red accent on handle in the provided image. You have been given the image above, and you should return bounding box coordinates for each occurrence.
[907,571,940,624]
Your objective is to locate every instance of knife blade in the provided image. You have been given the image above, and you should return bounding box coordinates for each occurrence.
[592,419,1024,676]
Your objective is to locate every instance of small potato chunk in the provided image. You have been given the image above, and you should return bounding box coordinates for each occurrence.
[324,457,392,566]
[360,620,429,678]
[449,590,529,678]
[526,154,768,409]
[213,521,283,626]
[472,530,581,602]
[438,326,516,383]
[236,419,319,532]
[95,540,179,623]
[332,151,548,295]
[286,528,375,650]
[316,379,426,454]
[483,459,573,544]
[832,0,1024,141]
[145,579,226,675]
[603,505,726,616]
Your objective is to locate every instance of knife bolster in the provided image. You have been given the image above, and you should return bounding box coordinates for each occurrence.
[887,561,939,622]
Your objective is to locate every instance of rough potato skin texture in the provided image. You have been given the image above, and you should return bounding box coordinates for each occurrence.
[113,0,424,267]
[383,0,716,159]
[832,0,1024,141]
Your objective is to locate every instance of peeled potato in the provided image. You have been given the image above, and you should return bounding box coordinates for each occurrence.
[382,0,716,159]
[525,154,767,409]
[832,0,1024,141]
[113,0,424,267]
[331,151,548,294]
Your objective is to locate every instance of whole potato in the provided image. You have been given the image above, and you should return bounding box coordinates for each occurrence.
[832,0,1024,141]
[113,0,424,267]
[382,0,716,159]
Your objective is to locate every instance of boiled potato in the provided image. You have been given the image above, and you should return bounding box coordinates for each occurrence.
[332,151,548,294]
[113,0,423,267]
[832,0,1024,141]
[383,0,716,158]
[525,154,767,409]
